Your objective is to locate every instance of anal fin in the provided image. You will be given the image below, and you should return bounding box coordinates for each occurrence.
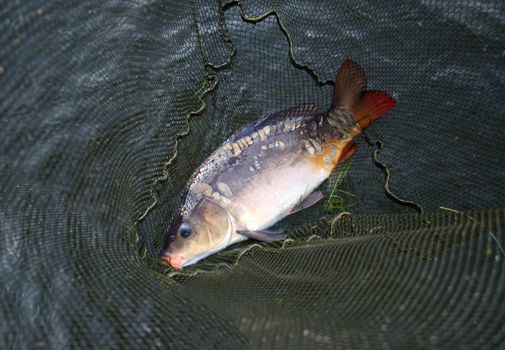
[338,142,357,164]
[237,229,287,243]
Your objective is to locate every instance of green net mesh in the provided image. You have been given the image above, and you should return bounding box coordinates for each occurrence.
[1,0,504,348]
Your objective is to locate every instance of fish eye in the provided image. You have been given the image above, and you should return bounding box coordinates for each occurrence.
[179,223,192,238]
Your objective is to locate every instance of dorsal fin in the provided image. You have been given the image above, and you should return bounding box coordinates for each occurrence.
[225,103,321,143]
[332,59,367,109]
[254,103,323,130]
[227,122,256,143]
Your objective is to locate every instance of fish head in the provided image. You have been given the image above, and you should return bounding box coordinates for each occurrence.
[161,199,233,269]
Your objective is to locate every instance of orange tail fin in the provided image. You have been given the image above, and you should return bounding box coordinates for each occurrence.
[353,90,396,130]
[332,59,396,131]
[332,59,367,109]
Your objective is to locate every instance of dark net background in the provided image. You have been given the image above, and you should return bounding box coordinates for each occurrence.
[1,0,504,348]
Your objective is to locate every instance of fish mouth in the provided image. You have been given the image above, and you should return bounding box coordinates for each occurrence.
[160,254,186,270]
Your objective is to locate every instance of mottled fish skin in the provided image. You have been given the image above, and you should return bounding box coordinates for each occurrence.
[207,107,356,232]
[162,59,396,269]
[179,120,265,217]
[180,104,325,218]
[178,106,356,249]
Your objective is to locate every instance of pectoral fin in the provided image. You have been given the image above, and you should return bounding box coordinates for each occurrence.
[289,190,324,215]
[237,229,287,242]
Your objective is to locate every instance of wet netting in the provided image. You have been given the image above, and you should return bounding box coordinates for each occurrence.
[1,0,504,348]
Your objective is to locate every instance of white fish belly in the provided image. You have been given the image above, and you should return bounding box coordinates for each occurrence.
[231,156,330,231]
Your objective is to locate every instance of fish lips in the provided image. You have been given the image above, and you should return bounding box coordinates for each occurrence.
[160,252,186,270]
